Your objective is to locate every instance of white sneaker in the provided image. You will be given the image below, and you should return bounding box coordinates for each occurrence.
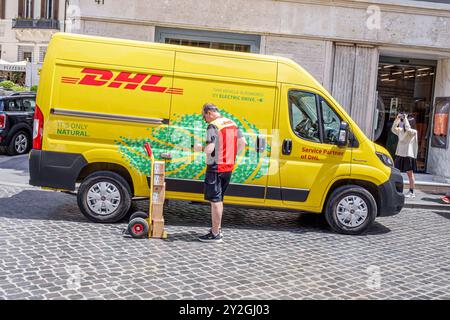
[405,192,416,199]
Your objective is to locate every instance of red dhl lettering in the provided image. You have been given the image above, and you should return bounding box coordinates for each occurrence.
[61,68,184,95]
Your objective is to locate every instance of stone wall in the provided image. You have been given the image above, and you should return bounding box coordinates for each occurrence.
[262,36,332,89]
[79,20,155,42]
[75,0,450,52]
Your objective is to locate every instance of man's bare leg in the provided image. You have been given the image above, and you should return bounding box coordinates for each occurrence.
[211,201,223,235]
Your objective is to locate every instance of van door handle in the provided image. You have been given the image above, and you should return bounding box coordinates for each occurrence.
[282,139,292,155]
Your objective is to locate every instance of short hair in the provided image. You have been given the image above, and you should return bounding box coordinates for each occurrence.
[202,103,220,114]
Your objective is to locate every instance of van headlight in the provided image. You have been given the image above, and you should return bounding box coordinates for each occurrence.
[376,152,394,167]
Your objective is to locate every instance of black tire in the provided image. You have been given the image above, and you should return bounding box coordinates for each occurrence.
[7,131,31,156]
[324,185,377,235]
[128,218,149,239]
[129,211,149,222]
[77,171,132,223]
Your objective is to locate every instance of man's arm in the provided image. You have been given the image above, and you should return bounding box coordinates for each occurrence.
[236,129,247,154]
[204,142,215,155]
[391,116,401,136]
[194,124,216,154]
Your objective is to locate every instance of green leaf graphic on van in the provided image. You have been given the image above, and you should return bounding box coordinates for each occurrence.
[115,111,270,184]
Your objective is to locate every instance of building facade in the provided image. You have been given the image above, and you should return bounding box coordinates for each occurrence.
[0,0,65,84]
[23,0,450,179]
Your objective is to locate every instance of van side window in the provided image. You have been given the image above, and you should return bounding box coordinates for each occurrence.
[288,91,320,142]
[320,97,341,144]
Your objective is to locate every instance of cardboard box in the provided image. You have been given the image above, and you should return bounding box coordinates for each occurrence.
[152,220,165,238]
[152,188,165,204]
[154,161,165,174]
[151,203,164,219]
[153,174,165,186]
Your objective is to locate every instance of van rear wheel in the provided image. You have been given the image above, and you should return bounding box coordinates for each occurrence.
[77,171,132,223]
[324,185,377,235]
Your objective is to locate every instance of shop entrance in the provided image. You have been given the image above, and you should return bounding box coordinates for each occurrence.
[374,56,436,173]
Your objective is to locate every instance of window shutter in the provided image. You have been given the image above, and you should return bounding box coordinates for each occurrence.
[31,0,34,18]
[1,0,5,19]
[41,0,45,18]
[53,0,59,20]
[18,0,24,18]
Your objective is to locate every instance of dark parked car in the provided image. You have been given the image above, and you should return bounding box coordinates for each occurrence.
[0,91,37,156]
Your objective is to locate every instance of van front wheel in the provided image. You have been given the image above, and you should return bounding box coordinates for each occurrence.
[77,171,132,223]
[324,185,377,235]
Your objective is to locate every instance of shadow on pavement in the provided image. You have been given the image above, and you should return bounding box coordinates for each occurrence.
[0,154,29,171]
[422,197,447,204]
[434,211,450,220]
[0,189,89,223]
[144,200,391,240]
[0,190,391,237]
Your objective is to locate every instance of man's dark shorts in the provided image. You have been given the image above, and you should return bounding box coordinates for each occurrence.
[204,171,232,203]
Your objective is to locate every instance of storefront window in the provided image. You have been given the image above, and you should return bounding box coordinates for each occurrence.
[431,97,450,149]
[156,27,261,54]
[375,59,436,172]
[165,38,251,52]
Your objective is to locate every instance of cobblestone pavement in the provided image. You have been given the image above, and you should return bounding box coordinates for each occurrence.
[0,184,449,300]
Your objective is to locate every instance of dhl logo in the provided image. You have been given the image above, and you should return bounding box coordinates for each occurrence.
[61,68,183,95]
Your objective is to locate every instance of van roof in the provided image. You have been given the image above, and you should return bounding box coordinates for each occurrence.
[49,33,324,94]
[51,32,282,64]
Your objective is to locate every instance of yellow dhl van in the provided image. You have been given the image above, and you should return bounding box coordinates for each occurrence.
[29,33,404,235]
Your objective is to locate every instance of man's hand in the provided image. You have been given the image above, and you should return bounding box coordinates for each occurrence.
[237,137,247,154]
[193,143,203,152]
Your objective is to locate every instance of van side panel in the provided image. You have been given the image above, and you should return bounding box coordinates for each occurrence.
[164,51,278,204]
[175,52,277,82]
[37,36,175,196]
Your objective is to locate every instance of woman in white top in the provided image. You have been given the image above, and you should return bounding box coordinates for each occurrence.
[391,113,418,198]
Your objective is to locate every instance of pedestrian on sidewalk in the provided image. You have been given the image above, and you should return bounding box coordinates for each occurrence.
[391,113,418,198]
[441,191,450,204]
[194,103,247,243]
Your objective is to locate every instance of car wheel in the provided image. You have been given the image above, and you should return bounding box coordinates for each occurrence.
[7,131,30,156]
[324,185,377,235]
[77,171,132,223]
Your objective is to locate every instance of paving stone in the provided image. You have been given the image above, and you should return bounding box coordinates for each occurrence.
[0,184,450,299]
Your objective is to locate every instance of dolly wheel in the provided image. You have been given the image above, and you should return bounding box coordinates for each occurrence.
[128,218,149,239]
[129,211,149,222]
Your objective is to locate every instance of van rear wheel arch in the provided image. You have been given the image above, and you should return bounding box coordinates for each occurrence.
[77,162,134,195]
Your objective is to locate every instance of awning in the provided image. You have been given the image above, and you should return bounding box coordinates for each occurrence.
[0,60,27,72]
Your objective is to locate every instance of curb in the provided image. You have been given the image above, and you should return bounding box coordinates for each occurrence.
[404,202,450,211]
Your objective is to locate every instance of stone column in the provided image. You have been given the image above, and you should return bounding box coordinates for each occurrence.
[331,43,379,139]
[427,58,450,179]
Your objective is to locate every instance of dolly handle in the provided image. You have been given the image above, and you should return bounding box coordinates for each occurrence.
[144,142,153,158]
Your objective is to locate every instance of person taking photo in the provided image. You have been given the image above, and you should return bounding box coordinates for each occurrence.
[391,113,418,198]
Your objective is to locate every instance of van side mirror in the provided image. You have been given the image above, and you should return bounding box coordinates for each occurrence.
[337,121,349,147]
